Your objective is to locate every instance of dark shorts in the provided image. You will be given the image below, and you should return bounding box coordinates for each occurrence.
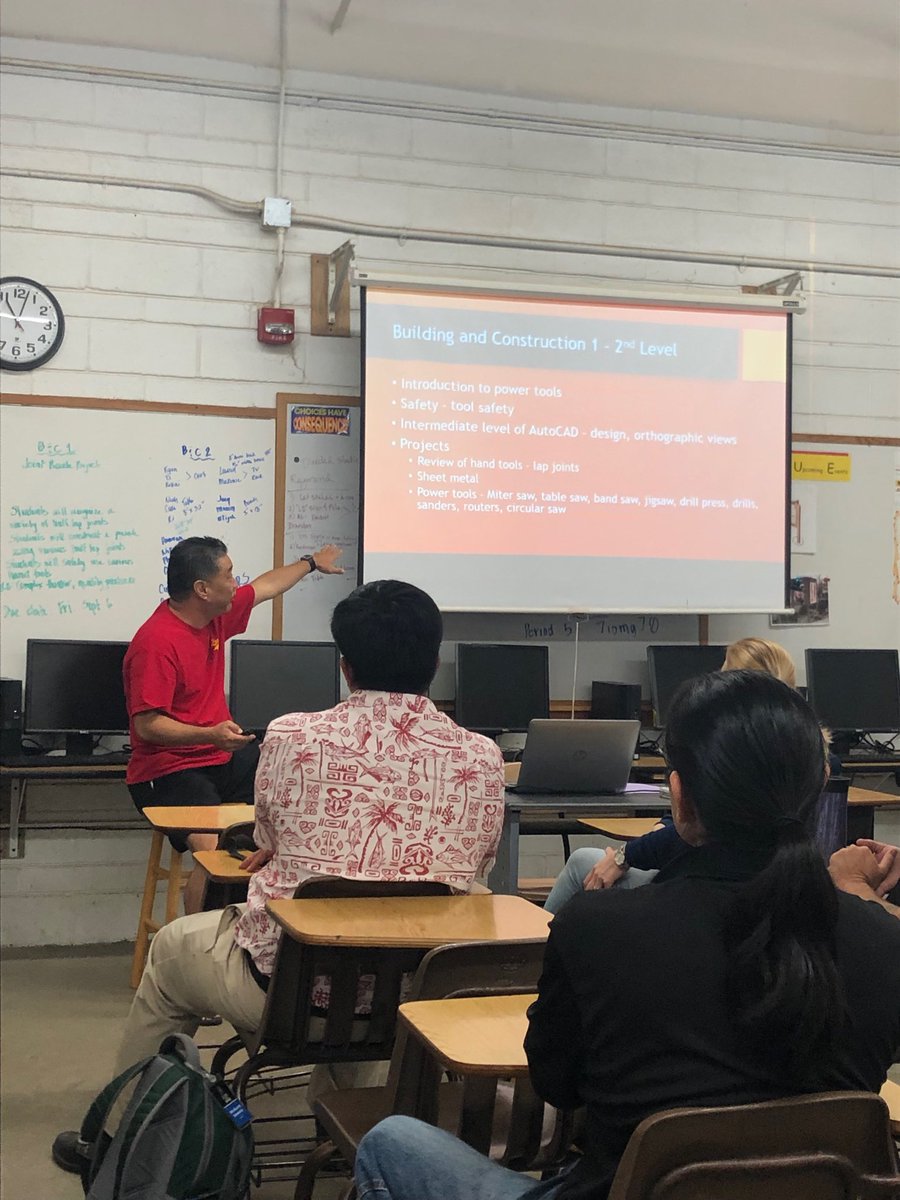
[128,742,260,852]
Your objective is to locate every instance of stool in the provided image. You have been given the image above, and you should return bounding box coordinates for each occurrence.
[130,831,185,988]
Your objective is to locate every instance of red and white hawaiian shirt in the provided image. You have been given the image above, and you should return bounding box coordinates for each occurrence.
[233,690,506,977]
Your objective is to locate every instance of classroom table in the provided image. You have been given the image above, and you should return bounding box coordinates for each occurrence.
[489,760,900,895]
[488,772,670,895]
[193,848,252,911]
[141,803,256,834]
[267,893,551,948]
[0,759,129,859]
[577,817,662,839]
[399,992,900,1136]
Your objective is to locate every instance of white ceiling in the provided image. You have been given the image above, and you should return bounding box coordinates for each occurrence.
[1,0,898,141]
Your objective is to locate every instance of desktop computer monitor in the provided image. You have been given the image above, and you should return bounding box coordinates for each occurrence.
[25,639,129,756]
[454,643,550,733]
[805,648,900,737]
[647,644,728,726]
[229,640,341,735]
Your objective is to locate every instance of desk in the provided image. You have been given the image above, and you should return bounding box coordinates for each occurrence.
[399,992,535,1075]
[400,992,900,1136]
[578,817,661,839]
[0,760,128,858]
[267,893,551,948]
[141,804,255,833]
[846,788,900,841]
[193,849,251,911]
[488,787,669,895]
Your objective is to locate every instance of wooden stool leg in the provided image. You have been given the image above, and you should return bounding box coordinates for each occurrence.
[164,850,184,924]
[131,830,165,988]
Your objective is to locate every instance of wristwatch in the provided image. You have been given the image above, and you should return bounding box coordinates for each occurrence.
[613,847,629,870]
[300,553,318,574]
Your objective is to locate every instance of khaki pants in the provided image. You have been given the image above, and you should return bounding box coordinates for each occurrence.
[116,904,266,1075]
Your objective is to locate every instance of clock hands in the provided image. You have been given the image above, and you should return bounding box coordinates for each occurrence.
[3,296,24,332]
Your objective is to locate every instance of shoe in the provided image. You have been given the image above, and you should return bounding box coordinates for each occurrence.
[51,1130,90,1174]
[198,1014,223,1027]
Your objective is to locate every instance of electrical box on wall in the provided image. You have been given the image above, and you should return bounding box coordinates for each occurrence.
[257,307,295,345]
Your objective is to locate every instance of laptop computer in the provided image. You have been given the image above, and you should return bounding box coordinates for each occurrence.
[508,719,641,795]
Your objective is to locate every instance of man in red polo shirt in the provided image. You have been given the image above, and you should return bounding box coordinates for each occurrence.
[124,535,343,913]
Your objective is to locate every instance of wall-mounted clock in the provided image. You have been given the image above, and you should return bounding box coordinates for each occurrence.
[0,276,65,371]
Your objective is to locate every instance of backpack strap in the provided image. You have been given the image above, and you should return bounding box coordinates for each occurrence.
[158,1032,205,1072]
[79,1055,155,1148]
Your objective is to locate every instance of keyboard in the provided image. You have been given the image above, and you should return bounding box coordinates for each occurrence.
[844,748,900,763]
[0,751,130,768]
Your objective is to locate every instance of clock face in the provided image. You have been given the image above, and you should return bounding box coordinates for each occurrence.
[0,276,65,371]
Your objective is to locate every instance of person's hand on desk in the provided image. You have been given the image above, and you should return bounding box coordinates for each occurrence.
[238,847,274,873]
[583,846,627,891]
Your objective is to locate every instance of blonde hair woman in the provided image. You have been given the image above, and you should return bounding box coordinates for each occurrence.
[723,638,796,688]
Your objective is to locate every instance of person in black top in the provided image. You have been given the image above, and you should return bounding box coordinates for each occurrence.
[354,670,900,1200]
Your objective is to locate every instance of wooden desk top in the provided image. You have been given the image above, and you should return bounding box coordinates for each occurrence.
[399,992,535,1075]
[266,893,551,948]
[577,817,662,839]
[847,787,900,808]
[882,1078,900,1134]
[193,849,251,882]
[142,804,255,832]
[399,992,900,1126]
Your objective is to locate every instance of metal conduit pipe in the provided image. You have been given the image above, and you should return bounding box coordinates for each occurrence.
[2,165,897,281]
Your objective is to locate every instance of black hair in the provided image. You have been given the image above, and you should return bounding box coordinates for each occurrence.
[330,580,442,694]
[664,669,843,1088]
[167,536,228,602]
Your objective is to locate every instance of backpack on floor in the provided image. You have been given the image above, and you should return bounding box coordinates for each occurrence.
[77,1032,253,1200]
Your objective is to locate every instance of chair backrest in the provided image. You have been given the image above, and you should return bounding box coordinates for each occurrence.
[812,778,849,863]
[253,878,452,1065]
[607,1091,898,1200]
[388,941,573,1175]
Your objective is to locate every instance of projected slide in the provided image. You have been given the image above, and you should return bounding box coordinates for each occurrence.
[362,287,790,613]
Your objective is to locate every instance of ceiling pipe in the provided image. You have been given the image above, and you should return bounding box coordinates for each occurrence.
[272,0,288,307]
[2,165,896,281]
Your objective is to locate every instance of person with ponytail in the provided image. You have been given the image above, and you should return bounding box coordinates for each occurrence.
[355,671,900,1200]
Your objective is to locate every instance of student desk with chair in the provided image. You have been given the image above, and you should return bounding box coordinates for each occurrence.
[399,991,900,1133]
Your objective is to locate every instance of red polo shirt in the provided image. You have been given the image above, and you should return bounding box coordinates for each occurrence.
[123,584,255,784]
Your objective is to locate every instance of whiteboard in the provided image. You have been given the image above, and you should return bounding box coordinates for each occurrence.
[0,400,276,680]
[277,397,361,641]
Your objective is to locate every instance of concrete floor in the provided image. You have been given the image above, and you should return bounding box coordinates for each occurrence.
[0,945,346,1200]
[3,945,898,1200]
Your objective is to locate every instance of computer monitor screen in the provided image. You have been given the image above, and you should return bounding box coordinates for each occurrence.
[805,648,900,733]
[229,640,341,733]
[454,643,550,733]
[25,640,129,739]
[647,644,728,725]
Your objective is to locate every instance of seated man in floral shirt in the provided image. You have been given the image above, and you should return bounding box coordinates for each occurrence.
[53,579,506,1174]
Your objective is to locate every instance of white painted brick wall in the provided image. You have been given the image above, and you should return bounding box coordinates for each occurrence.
[0,46,897,944]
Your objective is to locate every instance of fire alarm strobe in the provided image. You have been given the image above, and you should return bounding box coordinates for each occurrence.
[257,307,295,345]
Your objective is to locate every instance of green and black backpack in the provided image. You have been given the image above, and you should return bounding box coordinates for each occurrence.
[78,1033,253,1200]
